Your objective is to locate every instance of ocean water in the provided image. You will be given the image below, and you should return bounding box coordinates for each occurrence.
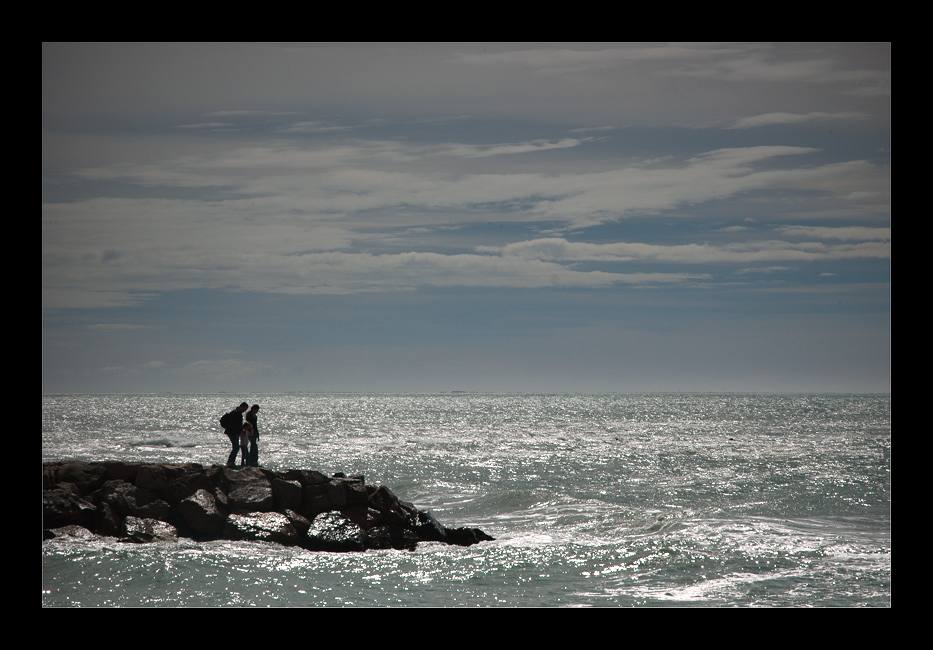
[42,393,891,607]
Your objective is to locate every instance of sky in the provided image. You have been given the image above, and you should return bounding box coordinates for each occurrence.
[42,43,890,394]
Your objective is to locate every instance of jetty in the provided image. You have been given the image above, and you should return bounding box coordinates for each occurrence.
[43,461,493,551]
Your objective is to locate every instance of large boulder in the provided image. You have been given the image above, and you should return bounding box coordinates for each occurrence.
[97,461,145,483]
[43,489,97,530]
[44,525,98,541]
[283,469,328,486]
[271,478,303,512]
[301,483,333,518]
[123,516,178,543]
[135,463,202,491]
[412,510,447,542]
[303,511,366,552]
[340,504,385,530]
[284,509,313,535]
[163,470,216,506]
[364,525,421,551]
[94,480,142,517]
[224,467,274,513]
[369,485,416,527]
[56,461,107,493]
[178,489,227,535]
[96,500,123,537]
[91,479,174,522]
[224,512,298,545]
[443,527,495,546]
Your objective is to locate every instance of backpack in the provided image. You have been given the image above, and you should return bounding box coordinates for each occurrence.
[219,411,233,429]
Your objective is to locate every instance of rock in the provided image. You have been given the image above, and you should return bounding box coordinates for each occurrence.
[136,463,201,490]
[271,478,303,512]
[303,511,366,552]
[324,481,348,509]
[94,480,138,517]
[56,462,107,493]
[442,527,496,546]
[55,482,83,498]
[43,465,57,490]
[369,485,413,527]
[45,525,98,541]
[42,461,494,551]
[97,461,145,483]
[43,489,97,529]
[225,467,274,513]
[412,510,446,542]
[96,501,123,537]
[341,504,384,530]
[301,483,333,518]
[224,512,297,545]
[123,516,178,543]
[135,464,171,490]
[284,509,313,535]
[164,470,215,506]
[178,489,227,536]
[283,469,328,486]
[132,498,174,522]
[364,525,421,551]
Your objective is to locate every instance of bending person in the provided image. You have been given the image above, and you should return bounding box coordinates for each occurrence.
[223,402,249,468]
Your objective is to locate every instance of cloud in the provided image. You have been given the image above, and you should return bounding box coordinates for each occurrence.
[42,288,157,311]
[86,323,165,331]
[452,44,741,76]
[776,225,890,241]
[480,236,891,265]
[42,227,711,308]
[727,111,869,129]
[42,138,887,309]
[734,266,793,275]
[59,142,873,229]
[667,45,887,86]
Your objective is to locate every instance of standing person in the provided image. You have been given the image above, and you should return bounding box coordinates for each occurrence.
[240,422,254,467]
[223,402,249,468]
[246,404,260,467]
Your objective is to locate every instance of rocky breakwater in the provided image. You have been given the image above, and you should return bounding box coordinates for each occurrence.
[43,461,494,551]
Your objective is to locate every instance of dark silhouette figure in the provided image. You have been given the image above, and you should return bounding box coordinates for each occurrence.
[240,422,254,467]
[223,402,249,468]
[246,404,260,466]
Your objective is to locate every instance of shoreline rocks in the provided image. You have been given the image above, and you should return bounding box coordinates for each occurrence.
[43,461,494,552]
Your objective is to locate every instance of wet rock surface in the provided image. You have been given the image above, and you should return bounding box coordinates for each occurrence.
[42,461,494,551]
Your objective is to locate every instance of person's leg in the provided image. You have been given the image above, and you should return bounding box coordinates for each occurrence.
[227,434,240,467]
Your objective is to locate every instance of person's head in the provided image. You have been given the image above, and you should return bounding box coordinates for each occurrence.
[243,422,253,433]
[238,402,249,412]
[250,404,260,413]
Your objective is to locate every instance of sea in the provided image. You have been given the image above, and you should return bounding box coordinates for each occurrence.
[41,393,891,607]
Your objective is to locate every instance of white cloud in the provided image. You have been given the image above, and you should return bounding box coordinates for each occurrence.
[480,236,891,265]
[776,225,890,241]
[727,111,868,129]
[452,44,741,76]
[61,142,876,231]
[42,136,888,310]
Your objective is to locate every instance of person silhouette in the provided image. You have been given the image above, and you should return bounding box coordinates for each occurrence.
[246,404,261,466]
[240,422,254,467]
[223,402,249,468]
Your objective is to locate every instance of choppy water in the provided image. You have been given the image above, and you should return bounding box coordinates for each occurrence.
[42,393,891,607]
